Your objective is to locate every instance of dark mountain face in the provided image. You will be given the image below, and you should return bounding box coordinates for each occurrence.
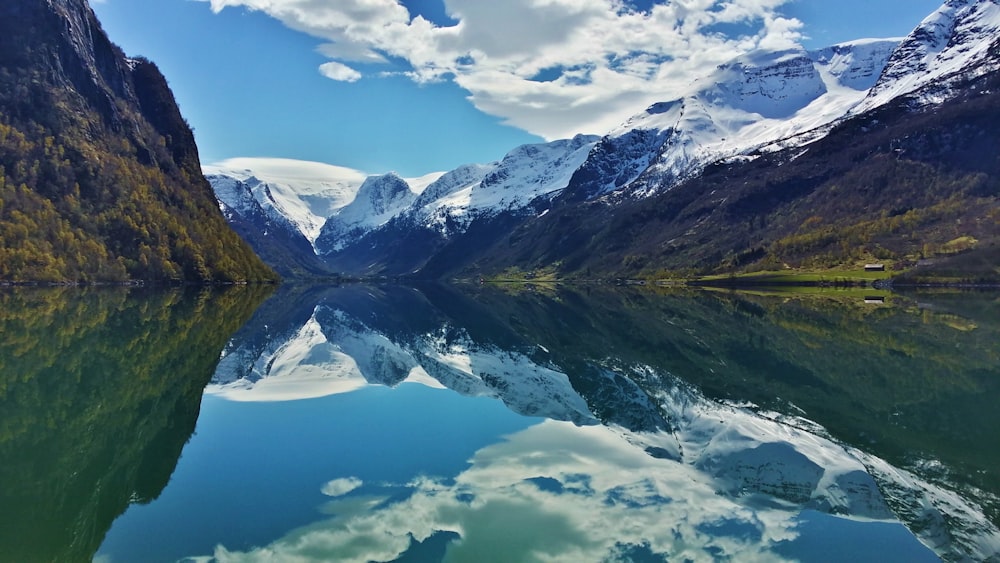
[0,0,277,283]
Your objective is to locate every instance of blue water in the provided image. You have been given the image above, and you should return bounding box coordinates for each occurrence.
[96,385,539,562]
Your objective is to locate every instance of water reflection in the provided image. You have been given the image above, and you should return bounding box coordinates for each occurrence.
[0,286,270,562]
[211,419,939,563]
[3,284,998,561]
[193,284,999,561]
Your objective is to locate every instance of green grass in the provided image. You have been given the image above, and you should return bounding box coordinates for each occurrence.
[692,267,895,286]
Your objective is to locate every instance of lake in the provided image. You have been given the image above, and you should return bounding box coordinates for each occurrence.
[1,284,998,562]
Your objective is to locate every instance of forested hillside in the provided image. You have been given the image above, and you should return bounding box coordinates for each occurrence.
[0,0,276,283]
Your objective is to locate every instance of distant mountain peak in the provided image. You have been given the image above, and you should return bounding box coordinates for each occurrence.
[316,173,419,253]
[354,173,413,212]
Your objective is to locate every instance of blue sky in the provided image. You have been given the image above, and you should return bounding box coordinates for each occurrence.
[92,0,944,177]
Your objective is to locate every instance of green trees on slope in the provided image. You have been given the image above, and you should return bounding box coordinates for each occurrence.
[0,2,277,284]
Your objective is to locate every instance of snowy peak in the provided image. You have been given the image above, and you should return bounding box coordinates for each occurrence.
[352,173,415,216]
[809,39,902,91]
[408,135,600,235]
[205,158,367,248]
[317,173,418,253]
[858,0,1000,111]
[315,135,601,257]
[412,163,495,210]
[567,39,900,200]
[209,173,307,244]
[474,134,600,206]
[211,173,263,219]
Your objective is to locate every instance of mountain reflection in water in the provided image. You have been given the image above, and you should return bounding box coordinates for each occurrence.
[2,284,997,562]
[0,286,271,563]
[194,284,999,562]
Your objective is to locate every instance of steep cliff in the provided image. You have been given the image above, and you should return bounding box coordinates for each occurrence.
[0,0,277,283]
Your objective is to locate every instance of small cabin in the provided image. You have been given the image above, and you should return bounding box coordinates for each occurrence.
[864,264,886,272]
[864,296,886,304]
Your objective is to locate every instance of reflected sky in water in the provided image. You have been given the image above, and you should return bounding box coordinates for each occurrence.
[101,385,940,563]
[89,285,1000,562]
[0,285,989,562]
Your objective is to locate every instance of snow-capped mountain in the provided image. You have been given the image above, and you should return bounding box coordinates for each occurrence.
[205,157,367,250]
[410,134,599,232]
[211,173,304,243]
[855,0,1000,113]
[316,173,419,253]
[315,135,599,258]
[576,0,1000,202]
[209,40,900,275]
[208,0,1000,280]
[565,39,900,201]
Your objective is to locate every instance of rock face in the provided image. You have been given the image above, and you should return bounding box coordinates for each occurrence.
[0,0,276,283]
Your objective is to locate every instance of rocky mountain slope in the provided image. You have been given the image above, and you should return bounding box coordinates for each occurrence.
[0,0,276,283]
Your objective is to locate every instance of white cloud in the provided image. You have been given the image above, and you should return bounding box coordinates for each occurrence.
[197,0,804,139]
[318,61,363,82]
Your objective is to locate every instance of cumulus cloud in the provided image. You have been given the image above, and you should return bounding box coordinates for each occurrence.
[197,0,804,139]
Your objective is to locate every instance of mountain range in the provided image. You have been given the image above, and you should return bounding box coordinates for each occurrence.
[210,0,1000,281]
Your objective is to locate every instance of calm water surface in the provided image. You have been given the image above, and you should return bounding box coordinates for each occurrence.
[1,284,998,562]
